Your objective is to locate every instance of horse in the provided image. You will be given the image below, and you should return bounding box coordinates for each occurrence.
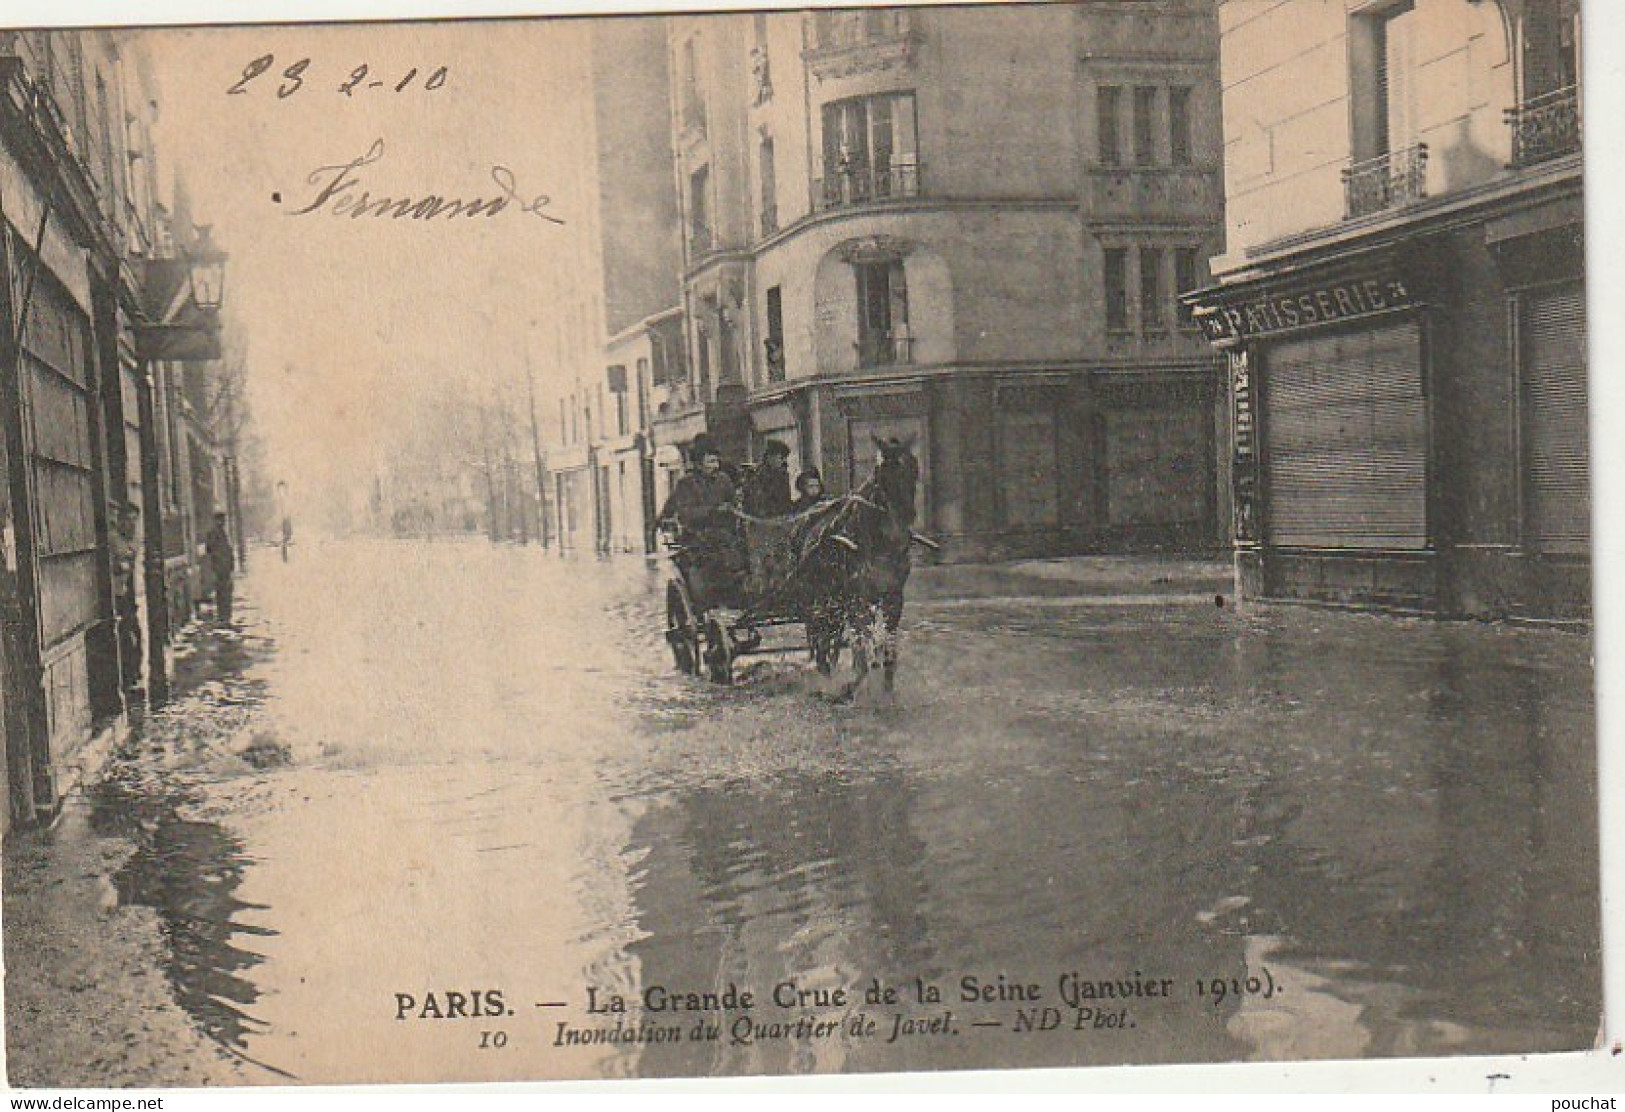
[802,435,920,701]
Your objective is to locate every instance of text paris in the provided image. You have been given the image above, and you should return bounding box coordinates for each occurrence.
[286,139,565,225]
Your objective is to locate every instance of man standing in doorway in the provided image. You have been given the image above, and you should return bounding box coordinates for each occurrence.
[206,511,236,623]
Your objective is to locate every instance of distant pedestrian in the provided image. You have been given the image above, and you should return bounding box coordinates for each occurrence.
[206,512,236,622]
[280,514,293,563]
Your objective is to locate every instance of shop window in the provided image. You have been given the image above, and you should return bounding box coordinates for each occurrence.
[1097,85,1122,166]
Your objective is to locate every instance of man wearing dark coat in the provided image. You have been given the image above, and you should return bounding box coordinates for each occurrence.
[742,439,793,518]
[205,511,236,622]
[659,435,747,605]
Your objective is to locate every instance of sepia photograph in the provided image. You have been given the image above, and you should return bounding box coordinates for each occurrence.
[0,0,1609,1091]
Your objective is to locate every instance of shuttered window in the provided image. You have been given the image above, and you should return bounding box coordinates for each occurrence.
[1263,320,1427,549]
[1522,283,1588,554]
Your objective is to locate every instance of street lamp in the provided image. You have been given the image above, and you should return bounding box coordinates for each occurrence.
[187,225,226,311]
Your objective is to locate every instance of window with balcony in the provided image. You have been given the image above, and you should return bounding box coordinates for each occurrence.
[1169,86,1193,166]
[819,92,919,208]
[1140,248,1164,332]
[1097,86,1122,166]
[765,286,786,383]
[1346,3,1427,217]
[1509,1,1581,166]
[759,136,778,235]
[1104,248,1129,333]
[855,260,910,368]
[688,165,712,254]
[1133,86,1158,167]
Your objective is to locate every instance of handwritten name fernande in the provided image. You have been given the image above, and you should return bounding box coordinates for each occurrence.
[285,139,565,225]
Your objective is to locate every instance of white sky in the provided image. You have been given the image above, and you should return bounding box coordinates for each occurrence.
[140,19,601,509]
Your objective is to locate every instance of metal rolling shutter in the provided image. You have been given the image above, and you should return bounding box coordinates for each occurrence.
[1523,284,1588,554]
[1264,320,1427,549]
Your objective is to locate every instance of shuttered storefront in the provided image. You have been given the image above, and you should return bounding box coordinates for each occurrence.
[1521,283,1588,554]
[19,271,100,761]
[1263,319,1427,549]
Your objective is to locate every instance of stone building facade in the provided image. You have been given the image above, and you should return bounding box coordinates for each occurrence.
[1189,0,1585,618]
[658,3,1228,561]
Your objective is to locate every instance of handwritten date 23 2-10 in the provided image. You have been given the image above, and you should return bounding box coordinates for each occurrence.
[228,56,449,99]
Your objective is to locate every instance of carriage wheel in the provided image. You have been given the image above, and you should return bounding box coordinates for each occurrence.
[703,616,735,685]
[665,581,701,675]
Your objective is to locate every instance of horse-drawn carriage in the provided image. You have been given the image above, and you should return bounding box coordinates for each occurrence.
[662,437,923,695]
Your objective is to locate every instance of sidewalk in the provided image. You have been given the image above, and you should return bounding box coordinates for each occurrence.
[907,553,1233,602]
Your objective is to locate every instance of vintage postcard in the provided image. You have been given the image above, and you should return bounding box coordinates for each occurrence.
[0,0,1612,1092]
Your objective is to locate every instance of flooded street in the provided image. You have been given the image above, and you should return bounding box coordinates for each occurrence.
[5,537,1600,1086]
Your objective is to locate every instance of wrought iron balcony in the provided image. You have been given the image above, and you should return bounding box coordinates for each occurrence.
[1507,86,1581,167]
[1342,144,1428,219]
[816,160,922,210]
[856,328,913,369]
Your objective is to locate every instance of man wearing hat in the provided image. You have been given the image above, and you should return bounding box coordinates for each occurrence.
[742,439,794,518]
[658,434,745,602]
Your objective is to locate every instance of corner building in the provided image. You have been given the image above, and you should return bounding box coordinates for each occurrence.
[661,4,1228,561]
[1191,0,1585,618]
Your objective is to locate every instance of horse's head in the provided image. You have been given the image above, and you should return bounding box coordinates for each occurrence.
[871,434,919,527]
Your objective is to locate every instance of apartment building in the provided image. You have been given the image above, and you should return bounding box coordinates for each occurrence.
[1189,0,1584,618]
[658,3,1227,561]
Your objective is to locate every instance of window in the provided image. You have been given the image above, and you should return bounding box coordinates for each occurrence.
[1353,2,1418,161]
[759,137,778,234]
[609,367,629,435]
[680,37,705,133]
[765,286,785,382]
[1134,86,1158,166]
[689,165,711,252]
[1140,248,1164,331]
[821,92,919,206]
[635,357,650,427]
[855,260,909,367]
[751,13,773,104]
[813,8,910,49]
[1097,86,1122,166]
[696,324,712,389]
[1104,248,1129,332]
[1169,86,1192,166]
[1174,246,1202,327]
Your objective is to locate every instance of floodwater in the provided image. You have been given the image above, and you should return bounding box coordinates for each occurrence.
[19,536,1600,1084]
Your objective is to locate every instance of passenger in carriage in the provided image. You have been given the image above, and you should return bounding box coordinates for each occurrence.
[658,434,747,601]
[790,469,827,514]
[742,439,794,518]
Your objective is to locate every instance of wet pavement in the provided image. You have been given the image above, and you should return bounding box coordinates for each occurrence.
[3,537,1601,1086]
